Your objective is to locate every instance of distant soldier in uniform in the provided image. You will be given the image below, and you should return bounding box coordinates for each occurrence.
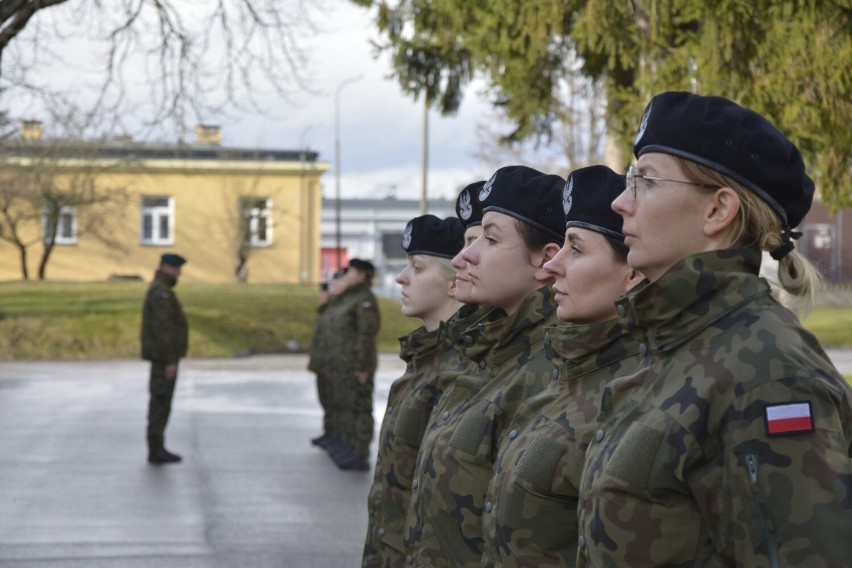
[322,258,381,471]
[577,92,852,566]
[141,253,188,465]
[405,166,565,566]
[308,270,346,448]
[362,214,464,567]
[482,166,644,566]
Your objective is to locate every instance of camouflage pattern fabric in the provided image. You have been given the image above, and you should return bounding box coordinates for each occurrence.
[363,304,494,567]
[405,286,559,567]
[322,282,381,458]
[481,319,640,567]
[363,326,463,567]
[308,301,336,373]
[141,270,188,363]
[308,301,338,437]
[578,248,852,567]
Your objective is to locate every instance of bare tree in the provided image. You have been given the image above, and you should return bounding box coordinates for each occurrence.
[1,0,319,135]
[474,58,607,177]
[0,121,132,280]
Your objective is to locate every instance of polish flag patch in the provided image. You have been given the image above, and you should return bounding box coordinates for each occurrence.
[764,402,814,436]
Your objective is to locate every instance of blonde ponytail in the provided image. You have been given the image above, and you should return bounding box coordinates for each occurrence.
[678,159,822,312]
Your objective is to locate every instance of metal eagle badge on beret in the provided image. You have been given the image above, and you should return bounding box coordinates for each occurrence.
[479,174,496,202]
[458,190,473,221]
[563,175,574,216]
[402,222,413,250]
[634,100,652,146]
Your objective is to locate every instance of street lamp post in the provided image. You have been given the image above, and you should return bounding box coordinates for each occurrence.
[299,124,320,284]
[334,75,363,270]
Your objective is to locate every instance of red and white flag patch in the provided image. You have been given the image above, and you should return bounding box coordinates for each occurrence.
[764,402,814,436]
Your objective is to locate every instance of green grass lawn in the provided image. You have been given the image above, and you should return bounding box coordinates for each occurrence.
[1,281,850,360]
[0,281,418,359]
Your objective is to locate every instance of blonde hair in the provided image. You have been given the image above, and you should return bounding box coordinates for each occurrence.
[678,159,822,312]
[435,256,456,280]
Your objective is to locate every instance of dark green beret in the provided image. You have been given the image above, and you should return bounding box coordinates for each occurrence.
[633,91,814,229]
[160,253,187,267]
[455,181,485,227]
[402,215,465,258]
[564,166,626,240]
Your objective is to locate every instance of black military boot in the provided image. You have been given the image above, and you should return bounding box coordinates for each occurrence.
[148,447,182,465]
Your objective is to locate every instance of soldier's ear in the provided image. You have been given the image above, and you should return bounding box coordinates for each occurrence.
[445,273,457,298]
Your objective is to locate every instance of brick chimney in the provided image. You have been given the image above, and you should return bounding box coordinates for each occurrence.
[20,120,44,141]
[195,124,221,145]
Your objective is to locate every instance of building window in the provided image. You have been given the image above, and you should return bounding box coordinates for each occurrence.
[141,196,174,245]
[241,197,272,246]
[43,206,77,245]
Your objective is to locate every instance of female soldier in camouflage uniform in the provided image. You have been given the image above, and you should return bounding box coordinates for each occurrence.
[404,165,565,567]
[577,92,852,566]
[481,166,644,566]
[362,214,465,567]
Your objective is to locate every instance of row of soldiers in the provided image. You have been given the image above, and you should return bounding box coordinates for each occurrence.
[307,258,381,471]
[353,91,852,567]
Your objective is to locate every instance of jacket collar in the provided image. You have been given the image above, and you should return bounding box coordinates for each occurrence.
[616,248,770,353]
[545,318,639,382]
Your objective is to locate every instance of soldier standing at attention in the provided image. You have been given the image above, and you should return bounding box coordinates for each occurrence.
[362,214,465,567]
[481,166,644,566]
[405,166,565,567]
[322,258,381,471]
[141,253,188,465]
[577,92,852,566]
[308,269,345,449]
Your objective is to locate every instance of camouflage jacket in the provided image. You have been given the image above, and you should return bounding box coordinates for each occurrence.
[482,318,640,567]
[363,325,465,567]
[140,270,188,363]
[405,286,559,567]
[307,300,336,374]
[321,282,380,375]
[577,248,852,567]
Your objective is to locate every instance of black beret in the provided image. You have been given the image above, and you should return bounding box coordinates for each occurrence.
[455,181,485,227]
[563,166,626,240]
[160,253,186,267]
[633,91,814,228]
[348,258,375,273]
[479,165,566,243]
[402,215,465,259]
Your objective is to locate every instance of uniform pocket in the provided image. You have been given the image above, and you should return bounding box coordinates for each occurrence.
[515,434,566,490]
[605,423,664,488]
[449,409,491,457]
[394,403,429,447]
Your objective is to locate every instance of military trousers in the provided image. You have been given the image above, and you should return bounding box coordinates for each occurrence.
[337,372,375,459]
[315,372,336,437]
[147,362,177,451]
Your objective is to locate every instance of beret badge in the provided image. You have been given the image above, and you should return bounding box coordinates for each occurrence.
[479,174,496,202]
[458,190,473,221]
[563,176,574,216]
[402,222,413,249]
[634,100,653,147]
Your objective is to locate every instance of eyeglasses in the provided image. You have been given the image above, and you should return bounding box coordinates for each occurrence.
[626,164,717,199]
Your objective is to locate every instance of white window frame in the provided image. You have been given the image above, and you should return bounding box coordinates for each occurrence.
[42,205,77,245]
[140,196,175,246]
[241,197,273,247]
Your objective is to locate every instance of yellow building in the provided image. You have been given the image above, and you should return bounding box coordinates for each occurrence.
[0,124,329,283]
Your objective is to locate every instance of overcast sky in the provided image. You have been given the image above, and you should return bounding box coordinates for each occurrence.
[3,0,506,202]
[222,1,498,201]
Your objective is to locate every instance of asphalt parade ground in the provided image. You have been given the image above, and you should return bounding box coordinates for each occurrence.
[1,350,851,567]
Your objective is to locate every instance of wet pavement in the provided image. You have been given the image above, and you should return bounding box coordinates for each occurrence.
[1,350,850,567]
[0,354,406,568]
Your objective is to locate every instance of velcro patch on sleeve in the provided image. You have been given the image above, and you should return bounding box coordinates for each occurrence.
[764,401,814,436]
